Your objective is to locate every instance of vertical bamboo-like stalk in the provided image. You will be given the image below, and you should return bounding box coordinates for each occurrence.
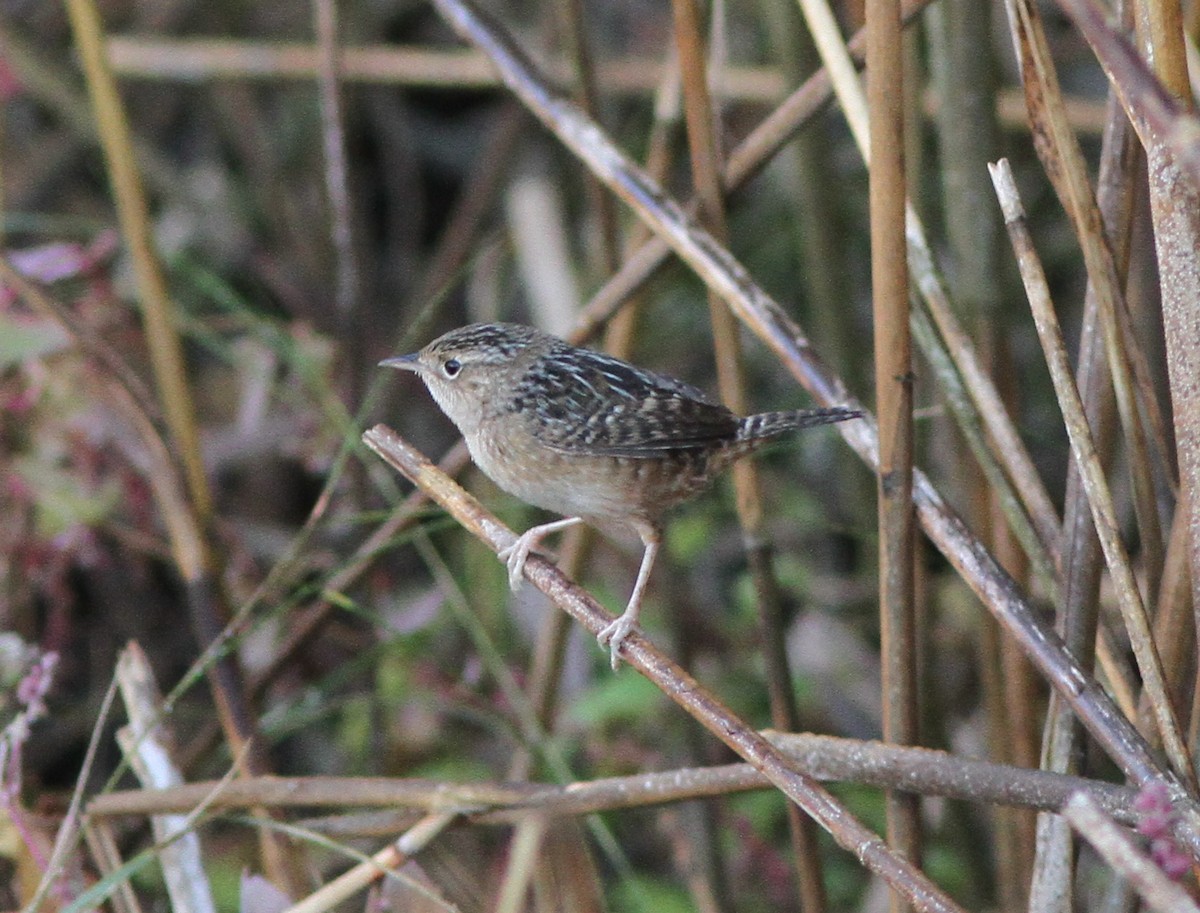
[63,0,303,892]
[668,2,757,909]
[795,0,1061,590]
[63,0,210,525]
[1030,87,1139,913]
[755,0,851,380]
[867,0,920,904]
[1131,0,1200,702]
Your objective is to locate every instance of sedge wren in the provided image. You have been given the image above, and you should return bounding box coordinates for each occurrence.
[382,323,861,668]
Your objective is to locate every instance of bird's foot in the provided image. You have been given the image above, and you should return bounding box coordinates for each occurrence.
[597,613,640,671]
[497,531,537,592]
[496,517,583,593]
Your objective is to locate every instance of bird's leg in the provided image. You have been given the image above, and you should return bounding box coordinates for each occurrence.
[598,523,660,670]
[497,517,584,591]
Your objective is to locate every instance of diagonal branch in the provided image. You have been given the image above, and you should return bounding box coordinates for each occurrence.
[363,424,964,913]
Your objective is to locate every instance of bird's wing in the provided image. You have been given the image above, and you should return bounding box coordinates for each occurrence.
[514,346,739,457]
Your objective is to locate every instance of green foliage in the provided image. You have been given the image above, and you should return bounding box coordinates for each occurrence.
[610,874,696,913]
[13,455,119,536]
[566,668,667,729]
[0,315,69,368]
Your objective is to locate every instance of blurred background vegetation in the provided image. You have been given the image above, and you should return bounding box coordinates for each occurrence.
[1,0,1198,910]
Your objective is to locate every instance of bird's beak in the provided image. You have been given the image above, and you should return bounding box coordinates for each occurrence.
[379,353,420,372]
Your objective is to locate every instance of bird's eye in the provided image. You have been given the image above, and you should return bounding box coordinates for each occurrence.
[442,358,462,378]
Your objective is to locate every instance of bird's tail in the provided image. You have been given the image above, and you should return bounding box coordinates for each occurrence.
[735,407,862,445]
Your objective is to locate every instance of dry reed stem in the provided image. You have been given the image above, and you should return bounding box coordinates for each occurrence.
[1149,502,1197,731]
[1134,0,1191,102]
[363,425,966,913]
[1005,0,1168,596]
[65,1,304,888]
[670,5,825,910]
[116,644,216,913]
[667,6,753,911]
[495,818,544,913]
[105,37,787,100]
[865,0,921,898]
[89,730,1146,826]
[282,811,457,913]
[1053,0,1200,191]
[1129,0,1200,681]
[422,0,1200,860]
[988,158,1195,791]
[64,0,211,525]
[1028,82,1140,913]
[797,0,1063,580]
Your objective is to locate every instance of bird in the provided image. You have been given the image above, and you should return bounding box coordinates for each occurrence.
[381,322,861,668]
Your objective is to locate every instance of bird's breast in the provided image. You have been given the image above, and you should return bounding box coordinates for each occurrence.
[464,419,720,525]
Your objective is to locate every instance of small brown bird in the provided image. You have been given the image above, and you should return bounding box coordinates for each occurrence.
[382,323,860,668]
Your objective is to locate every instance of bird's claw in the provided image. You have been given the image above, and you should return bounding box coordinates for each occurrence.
[597,615,639,671]
[496,534,534,592]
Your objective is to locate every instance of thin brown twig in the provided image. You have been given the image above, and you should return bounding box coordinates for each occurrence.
[1030,81,1140,913]
[866,0,920,897]
[363,425,964,913]
[89,730,1143,825]
[282,811,458,913]
[669,3,776,908]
